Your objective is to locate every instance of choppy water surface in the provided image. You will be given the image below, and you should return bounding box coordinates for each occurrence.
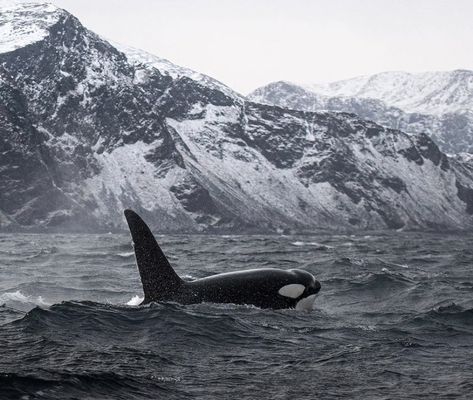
[1,232,473,399]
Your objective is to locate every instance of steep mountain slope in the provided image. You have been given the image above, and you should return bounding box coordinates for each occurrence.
[249,72,473,154]
[1,1,473,232]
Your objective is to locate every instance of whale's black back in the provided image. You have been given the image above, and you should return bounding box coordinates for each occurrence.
[181,269,306,308]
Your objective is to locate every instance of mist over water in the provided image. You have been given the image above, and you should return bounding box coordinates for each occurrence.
[1,232,473,399]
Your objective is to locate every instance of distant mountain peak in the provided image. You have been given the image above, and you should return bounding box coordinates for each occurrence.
[305,70,473,115]
[249,70,473,153]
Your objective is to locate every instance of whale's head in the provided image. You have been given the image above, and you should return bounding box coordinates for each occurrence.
[277,269,321,311]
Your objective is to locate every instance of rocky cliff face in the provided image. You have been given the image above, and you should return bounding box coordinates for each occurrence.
[249,72,473,154]
[1,1,473,232]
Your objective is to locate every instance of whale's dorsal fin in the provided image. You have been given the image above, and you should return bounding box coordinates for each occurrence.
[124,209,183,303]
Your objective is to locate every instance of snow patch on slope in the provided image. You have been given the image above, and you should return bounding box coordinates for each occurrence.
[83,140,186,216]
[114,43,240,100]
[166,104,357,229]
[0,1,62,53]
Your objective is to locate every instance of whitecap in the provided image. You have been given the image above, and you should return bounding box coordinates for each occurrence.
[181,274,197,281]
[0,290,50,307]
[291,241,333,249]
[117,252,134,258]
[126,295,143,306]
[358,325,377,331]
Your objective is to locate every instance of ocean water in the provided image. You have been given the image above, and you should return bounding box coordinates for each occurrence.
[0,232,473,399]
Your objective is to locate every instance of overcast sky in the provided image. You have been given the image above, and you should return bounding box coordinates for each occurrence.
[52,0,473,94]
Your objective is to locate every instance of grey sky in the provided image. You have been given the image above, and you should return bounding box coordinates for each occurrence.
[52,0,473,94]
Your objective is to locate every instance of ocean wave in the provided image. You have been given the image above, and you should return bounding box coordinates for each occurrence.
[330,270,414,296]
[117,251,134,258]
[377,258,409,269]
[7,300,310,347]
[126,295,143,306]
[181,274,198,281]
[0,290,50,307]
[24,246,59,259]
[0,371,165,400]
[331,257,366,267]
[359,270,413,286]
[291,241,333,250]
[405,303,473,331]
[431,303,473,321]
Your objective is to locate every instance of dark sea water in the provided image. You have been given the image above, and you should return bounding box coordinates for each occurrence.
[1,232,473,399]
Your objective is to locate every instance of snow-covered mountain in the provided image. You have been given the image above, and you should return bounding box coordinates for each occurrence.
[1,1,473,232]
[249,71,473,154]
[309,70,473,115]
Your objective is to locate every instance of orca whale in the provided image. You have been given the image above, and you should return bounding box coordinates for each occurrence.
[124,209,321,310]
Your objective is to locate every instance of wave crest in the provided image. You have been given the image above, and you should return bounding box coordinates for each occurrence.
[0,291,50,307]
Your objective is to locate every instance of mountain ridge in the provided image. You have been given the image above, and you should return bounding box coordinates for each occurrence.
[1,1,473,232]
[305,69,473,115]
[249,74,473,154]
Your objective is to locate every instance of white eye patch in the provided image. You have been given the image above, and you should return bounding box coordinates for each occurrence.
[278,284,305,299]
